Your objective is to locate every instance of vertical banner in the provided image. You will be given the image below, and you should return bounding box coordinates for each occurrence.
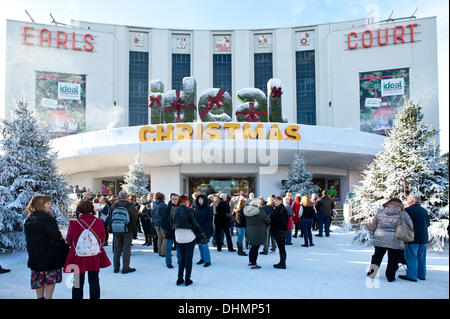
[213,35,231,53]
[359,68,409,135]
[35,71,86,137]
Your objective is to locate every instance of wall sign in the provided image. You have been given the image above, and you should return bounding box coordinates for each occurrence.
[213,35,231,53]
[254,33,272,53]
[35,71,87,137]
[22,25,94,51]
[172,34,191,53]
[296,30,314,51]
[347,23,418,50]
[359,68,410,135]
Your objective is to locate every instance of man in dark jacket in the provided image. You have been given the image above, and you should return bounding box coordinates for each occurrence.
[314,190,335,237]
[271,196,289,268]
[152,192,169,257]
[111,190,138,274]
[399,194,431,282]
[213,194,236,252]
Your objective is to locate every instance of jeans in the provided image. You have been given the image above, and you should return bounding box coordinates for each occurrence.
[72,271,100,299]
[301,218,313,246]
[236,227,246,244]
[316,214,331,237]
[198,240,211,263]
[405,243,427,280]
[177,240,196,280]
[229,216,235,235]
[113,233,133,271]
[249,245,260,265]
[371,246,404,282]
[285,228,292,244]
[166,239,181,265]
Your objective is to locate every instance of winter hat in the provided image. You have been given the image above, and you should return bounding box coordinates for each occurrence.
[382,198,404,210]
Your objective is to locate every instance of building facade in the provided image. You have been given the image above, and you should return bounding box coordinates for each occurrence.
[3,16,439,205]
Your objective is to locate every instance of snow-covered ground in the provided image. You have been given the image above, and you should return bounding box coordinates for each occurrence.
[0,226,448,299]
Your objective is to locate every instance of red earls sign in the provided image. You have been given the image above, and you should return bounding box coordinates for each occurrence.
[347,23,418,50]
[22,26,94,52]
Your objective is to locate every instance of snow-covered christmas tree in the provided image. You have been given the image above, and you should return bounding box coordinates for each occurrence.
[281,154,318,197]
[350,100,449,250]
[0,99,71,253]
[122,154,149,198]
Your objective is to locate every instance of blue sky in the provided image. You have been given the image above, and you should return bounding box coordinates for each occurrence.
[0,0,448,152]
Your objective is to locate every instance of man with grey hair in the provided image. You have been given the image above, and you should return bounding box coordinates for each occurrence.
[111,190,138,274]
[399,194,430,282]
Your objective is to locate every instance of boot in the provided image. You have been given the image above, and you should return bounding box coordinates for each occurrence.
[367,264,379,279]
[146,234,152,246]
[237,243,247,256]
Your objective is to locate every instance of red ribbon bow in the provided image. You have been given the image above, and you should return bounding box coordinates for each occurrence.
[236,102,268,122]
[148,95,162,108]
[163,90,196,123]
[200,89,226,120]
[271,87,283,98]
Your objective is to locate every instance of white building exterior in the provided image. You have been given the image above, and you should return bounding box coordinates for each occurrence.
[2,16,439,205]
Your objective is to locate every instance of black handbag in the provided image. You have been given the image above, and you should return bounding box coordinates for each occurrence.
[195,231,209,245]
[53,237,69,268]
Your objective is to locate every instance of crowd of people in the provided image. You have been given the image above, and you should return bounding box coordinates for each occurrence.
[9,188,432,299]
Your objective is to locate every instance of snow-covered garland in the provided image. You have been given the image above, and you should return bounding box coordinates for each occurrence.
[148,77,286,124]
[350,100,449,251]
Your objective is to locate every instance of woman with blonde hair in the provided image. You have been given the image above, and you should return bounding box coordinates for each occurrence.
[24,195,68,299]
[299,195,316,247]
[233,198,248,256]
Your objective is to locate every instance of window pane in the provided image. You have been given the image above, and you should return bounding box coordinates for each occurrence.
[254,53,273,93]
[172,54,191,91]
[296,50,316,125]
[213,54,232,95]
[129,51,148,126]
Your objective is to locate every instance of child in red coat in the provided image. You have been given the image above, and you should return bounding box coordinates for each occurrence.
[64,200,111,299]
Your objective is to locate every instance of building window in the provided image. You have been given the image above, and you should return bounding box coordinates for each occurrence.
[129,51,149,126]
[213,54,232,95]
[172,54,191,91]
[296,50,316,125]
[254,53,273,93]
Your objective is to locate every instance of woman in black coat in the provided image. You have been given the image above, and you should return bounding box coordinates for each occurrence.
[24,195,68,299]
[271,196,289,269]
[173,195,203,286]
[194,194,213,267]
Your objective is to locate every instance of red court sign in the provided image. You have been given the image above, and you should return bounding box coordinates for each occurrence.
[22,25,94,52]
[347,23,418,50]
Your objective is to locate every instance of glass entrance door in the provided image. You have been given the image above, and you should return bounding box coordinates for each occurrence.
[189,177,255,197]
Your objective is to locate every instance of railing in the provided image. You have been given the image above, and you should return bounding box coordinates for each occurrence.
[331,208,344,226]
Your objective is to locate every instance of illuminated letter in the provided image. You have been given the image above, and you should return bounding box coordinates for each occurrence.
[267,124,284,140]
[139,126,155,142]
[176,124,193,140]
[39,28,51,47]
[205,123,222,140]
[156,124,174,141]
[285,125,301,140]
[23,26,34,45]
